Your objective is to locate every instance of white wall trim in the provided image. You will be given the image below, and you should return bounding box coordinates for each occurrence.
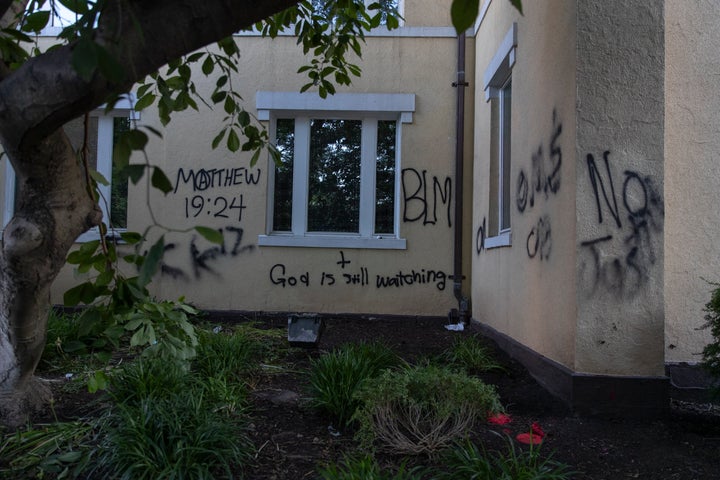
[485,231,511,249]
[258,234,406,250]
[483,22,517,100]
[256,92,415,122]
[473,0,493,35]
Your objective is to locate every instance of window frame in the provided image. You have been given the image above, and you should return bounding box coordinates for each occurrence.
[256,91,414,249]
[2,97,137,242]
[483,23,517,249]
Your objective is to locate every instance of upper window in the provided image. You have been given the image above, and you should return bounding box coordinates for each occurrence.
[483,23,516,248]
[256,92,414,249]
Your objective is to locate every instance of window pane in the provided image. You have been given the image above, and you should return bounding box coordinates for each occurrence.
[307,119,361,232]
[375,120,396,234]
[273,119,295,232]
[500,80,512,231]
[110,117,130,229]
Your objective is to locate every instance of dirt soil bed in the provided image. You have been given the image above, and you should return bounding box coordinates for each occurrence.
[47,316,720,479]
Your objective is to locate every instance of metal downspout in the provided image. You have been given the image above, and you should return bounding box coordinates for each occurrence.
[451,32,469,324]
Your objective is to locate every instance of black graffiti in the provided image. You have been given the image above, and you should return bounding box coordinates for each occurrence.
[161,226,255,280]
[475,217,486,255]
[375,269,447,291]
[516,110,563,213]
[173,167,261,193]
[401,168,452,227]
[270,264,310,287]
[581,152,664,296]
[526,215,552,261]
[579,236,645,297]
[586,151,622,228]
[184,194,247,222]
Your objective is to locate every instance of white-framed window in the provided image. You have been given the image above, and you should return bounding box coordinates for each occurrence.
[2,97,137,242]
[256,91,414,249]
[483,23,516,249]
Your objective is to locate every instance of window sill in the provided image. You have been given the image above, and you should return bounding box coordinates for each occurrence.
[485,231,511,249]
[258,234,406,250]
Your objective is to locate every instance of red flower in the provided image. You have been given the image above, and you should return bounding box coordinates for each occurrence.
[516,432,543,445]
[516,421,546,445]
[487,412,513,425]
[531,422,545,438]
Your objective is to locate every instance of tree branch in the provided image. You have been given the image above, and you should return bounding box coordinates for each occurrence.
[0,0,299,156]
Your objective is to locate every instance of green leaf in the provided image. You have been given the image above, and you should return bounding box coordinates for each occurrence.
[71,38,98,80]
[138,236,165,287]
[96,44,125,82]
[58,0,89,14]
[202,55,214,75]
[126,164,147,184]
[64,282,98,306]
[89,169,109,186]
[126,129,149,150]
[120,231,143,244]
[151,167,173,194]
[134,93,156,112]
[451,0,480,34]
[195,226,223,245]
[211,128,227,149]
[22,11,51,33]
[227,128,240,152]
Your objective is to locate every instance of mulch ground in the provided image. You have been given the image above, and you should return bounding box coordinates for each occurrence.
[43,316,720,479]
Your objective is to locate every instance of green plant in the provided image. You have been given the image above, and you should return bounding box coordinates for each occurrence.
[701,282,720,395]
[317,454,422,480]
[433,436,575,480]
[195,328,262,381]
[441,335,504,373]
[353,365,502,454]
[308,341,401,429]
[107,357,191,406]
[95,391,251,479]
[0,420,99,479]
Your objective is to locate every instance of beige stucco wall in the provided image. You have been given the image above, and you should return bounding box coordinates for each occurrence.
[50,0,469,317]
[471,1,577,369]
[664,0,720,364]
[575,0,665,376]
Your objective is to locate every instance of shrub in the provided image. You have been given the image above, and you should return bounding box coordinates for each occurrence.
[194,328,262,381]
[107,357,190,406]
[440,335,504,373]
[317,454,422,480]
[95,391,251,479]
[701,282,720,395]
[353,365,502,454]
[433,436,575,480]
[308,341,400,429]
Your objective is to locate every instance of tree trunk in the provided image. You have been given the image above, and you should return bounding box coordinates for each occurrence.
[0,129,102,427]
[0,0,301,427]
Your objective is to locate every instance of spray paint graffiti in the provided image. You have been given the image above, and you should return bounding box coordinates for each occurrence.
[512,110,562,261]
[526,215,552,261]
[269,250,449,291]
[161,226,255,280]
[475,217,486,255]
[579,151,663,296]
[401,168,452,227]
[516,110,562,213]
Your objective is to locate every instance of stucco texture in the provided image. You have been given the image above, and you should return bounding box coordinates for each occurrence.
[664,0,720,364]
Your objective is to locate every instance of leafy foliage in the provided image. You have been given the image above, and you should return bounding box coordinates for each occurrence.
[317,454,423,480]
[440,335,505,374]
[700,282,720,395]
[433,436,575,480]
[308,341,401,429]
[353,365,502,454]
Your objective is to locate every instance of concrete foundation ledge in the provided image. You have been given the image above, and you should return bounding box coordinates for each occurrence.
[473,319,670,418]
